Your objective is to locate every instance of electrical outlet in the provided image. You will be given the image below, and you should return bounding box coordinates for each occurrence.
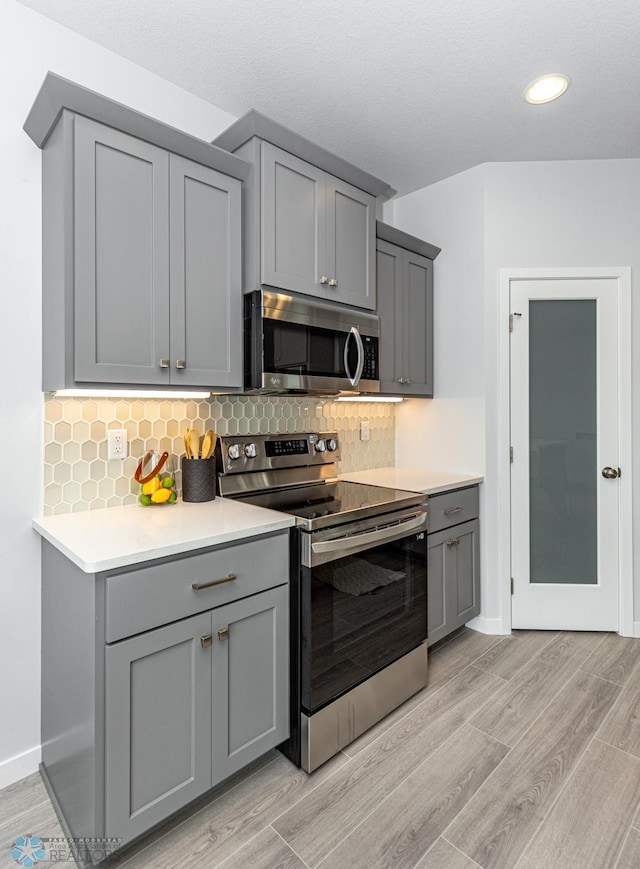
[107,429,128,460]
[360,420,370,442]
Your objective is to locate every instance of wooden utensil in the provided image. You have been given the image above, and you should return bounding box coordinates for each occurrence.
[183,428,192,460]
[189,428,200,460]
[201,431,213,461]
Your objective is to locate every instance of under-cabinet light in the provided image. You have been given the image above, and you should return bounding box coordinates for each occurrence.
[335,396,404,403]
[524,74,570,104]
[50,389,212,399]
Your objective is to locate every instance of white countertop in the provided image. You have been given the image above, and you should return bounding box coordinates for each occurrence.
[340,467,483,495]
[33,499,295,573]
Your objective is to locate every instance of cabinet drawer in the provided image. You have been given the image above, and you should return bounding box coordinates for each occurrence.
[106,532,288,643]
[428,486,479,533]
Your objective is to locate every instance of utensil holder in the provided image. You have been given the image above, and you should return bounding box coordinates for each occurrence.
[181,456,216,503]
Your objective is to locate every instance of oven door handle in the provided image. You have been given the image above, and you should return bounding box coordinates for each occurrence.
[310,511,428,561]
[344,326,365,387]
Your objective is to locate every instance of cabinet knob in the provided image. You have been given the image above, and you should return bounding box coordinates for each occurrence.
[329,278,338,287]
[218,627,229,642]
[200,635,212,648]
[397,377,406,385]
[320,276,329,285]
[159,358,170,368]
[446,538,460,547]
[176,360,187,369]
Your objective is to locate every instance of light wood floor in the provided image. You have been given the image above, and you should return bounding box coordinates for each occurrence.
[4,628,640,868]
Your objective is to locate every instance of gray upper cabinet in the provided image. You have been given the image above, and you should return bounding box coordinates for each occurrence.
[261,143,326,297]
[213,110,393,311]
[73,118,242,389]
[27,74,249,391]
[169,154,242,388]
[375,222,440,397]
[261,143,375,309]
[74,118,171,385]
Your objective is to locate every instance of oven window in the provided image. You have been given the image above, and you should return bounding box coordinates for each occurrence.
[301,532,427,714]
[263,319,359,378]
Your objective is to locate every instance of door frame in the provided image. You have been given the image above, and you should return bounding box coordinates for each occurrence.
[497,267,633,636]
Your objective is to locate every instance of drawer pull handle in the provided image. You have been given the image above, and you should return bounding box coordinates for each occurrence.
[446,538,460,547]
[200,634,212,648]
[218,627,229,642]
[443,506,463,515]
[192,573,237,591]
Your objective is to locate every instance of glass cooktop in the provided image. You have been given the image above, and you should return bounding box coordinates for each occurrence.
[238,480,425,531]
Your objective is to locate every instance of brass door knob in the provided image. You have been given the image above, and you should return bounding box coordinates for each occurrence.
[602,467,620,479]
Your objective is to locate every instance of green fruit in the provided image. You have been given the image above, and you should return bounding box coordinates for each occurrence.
[168,491,177,503]
[162,476,175,489]
[139,493,152,506]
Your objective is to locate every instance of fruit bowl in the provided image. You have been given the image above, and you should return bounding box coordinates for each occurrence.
[134,451,178,506]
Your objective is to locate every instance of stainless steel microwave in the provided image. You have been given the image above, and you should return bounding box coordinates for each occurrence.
[244,290,380,395]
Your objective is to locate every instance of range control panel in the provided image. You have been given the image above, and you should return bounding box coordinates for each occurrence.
[217,432,340,475]
[361,335,378,382]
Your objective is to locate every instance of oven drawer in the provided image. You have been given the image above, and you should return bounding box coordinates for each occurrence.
[428,486,479,533]
[105,532,288,643]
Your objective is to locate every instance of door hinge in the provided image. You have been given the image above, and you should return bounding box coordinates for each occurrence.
[511,577,515,595]
[509,312,522,332]
[510,446,513,463]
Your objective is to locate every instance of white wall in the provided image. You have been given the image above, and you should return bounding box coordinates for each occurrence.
[389,158,640,631]
[0,0,237,787]
[390,165,486,473]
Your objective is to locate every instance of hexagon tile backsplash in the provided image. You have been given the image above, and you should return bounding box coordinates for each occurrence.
[43,396,396,514]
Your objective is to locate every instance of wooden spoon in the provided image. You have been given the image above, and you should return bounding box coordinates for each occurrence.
[201,431,213,461]
[183,428,192,460]
[189,428,200,460]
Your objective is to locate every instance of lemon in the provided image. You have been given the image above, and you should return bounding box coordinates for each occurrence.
[162,476,175,489]
[139,493,152,506]
[142,478,161,495]
[168,491,177,503]
[151,488,172,504]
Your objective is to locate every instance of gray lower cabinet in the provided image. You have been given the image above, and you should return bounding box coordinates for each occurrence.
[40,531,289,856]
[376,236,435,397]
[105,585,288,842]
[260,142,376,309]
[43,112,243,390]
[427,486,481,645]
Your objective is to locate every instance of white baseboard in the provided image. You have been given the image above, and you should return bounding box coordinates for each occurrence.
[631,622,640,639]
[0,745,41,790]
[466,615,510,636]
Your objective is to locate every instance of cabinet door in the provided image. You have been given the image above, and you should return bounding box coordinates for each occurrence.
[451,519,480,625]
[212,585,289,785]
[427,519,480,645]
[169,155,242,388]
[326,177,376,309]
[403,250,434,397]
[105,613,212,843]
[261,142,326,296]
[74,116,170,384]
[376,239,404,391]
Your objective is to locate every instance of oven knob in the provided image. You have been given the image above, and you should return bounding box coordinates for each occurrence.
[244,443,257,459]
[227,443,241,461]
[326,438,338,452]
[315,439,326,452]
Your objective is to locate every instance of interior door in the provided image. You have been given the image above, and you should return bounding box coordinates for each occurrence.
[510,279,620,630]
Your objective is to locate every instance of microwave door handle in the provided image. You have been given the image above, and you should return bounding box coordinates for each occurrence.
[344,326,365,387]
[311,512,428,558]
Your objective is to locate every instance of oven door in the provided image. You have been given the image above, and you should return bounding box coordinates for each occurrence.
[300,508,428,714]
[247,290,380,393]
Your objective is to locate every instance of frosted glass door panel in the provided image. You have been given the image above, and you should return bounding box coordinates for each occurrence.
[529,300,597,585]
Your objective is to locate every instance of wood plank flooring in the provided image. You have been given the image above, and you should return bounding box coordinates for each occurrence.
[4,628,640,868]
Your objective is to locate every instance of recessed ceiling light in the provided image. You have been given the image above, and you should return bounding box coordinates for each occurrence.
[524,74,570,104]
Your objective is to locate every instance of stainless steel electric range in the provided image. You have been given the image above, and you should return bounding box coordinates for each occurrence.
[216,432,429,772]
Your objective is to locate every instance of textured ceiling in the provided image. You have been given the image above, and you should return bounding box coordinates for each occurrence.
[18,0,640,195]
